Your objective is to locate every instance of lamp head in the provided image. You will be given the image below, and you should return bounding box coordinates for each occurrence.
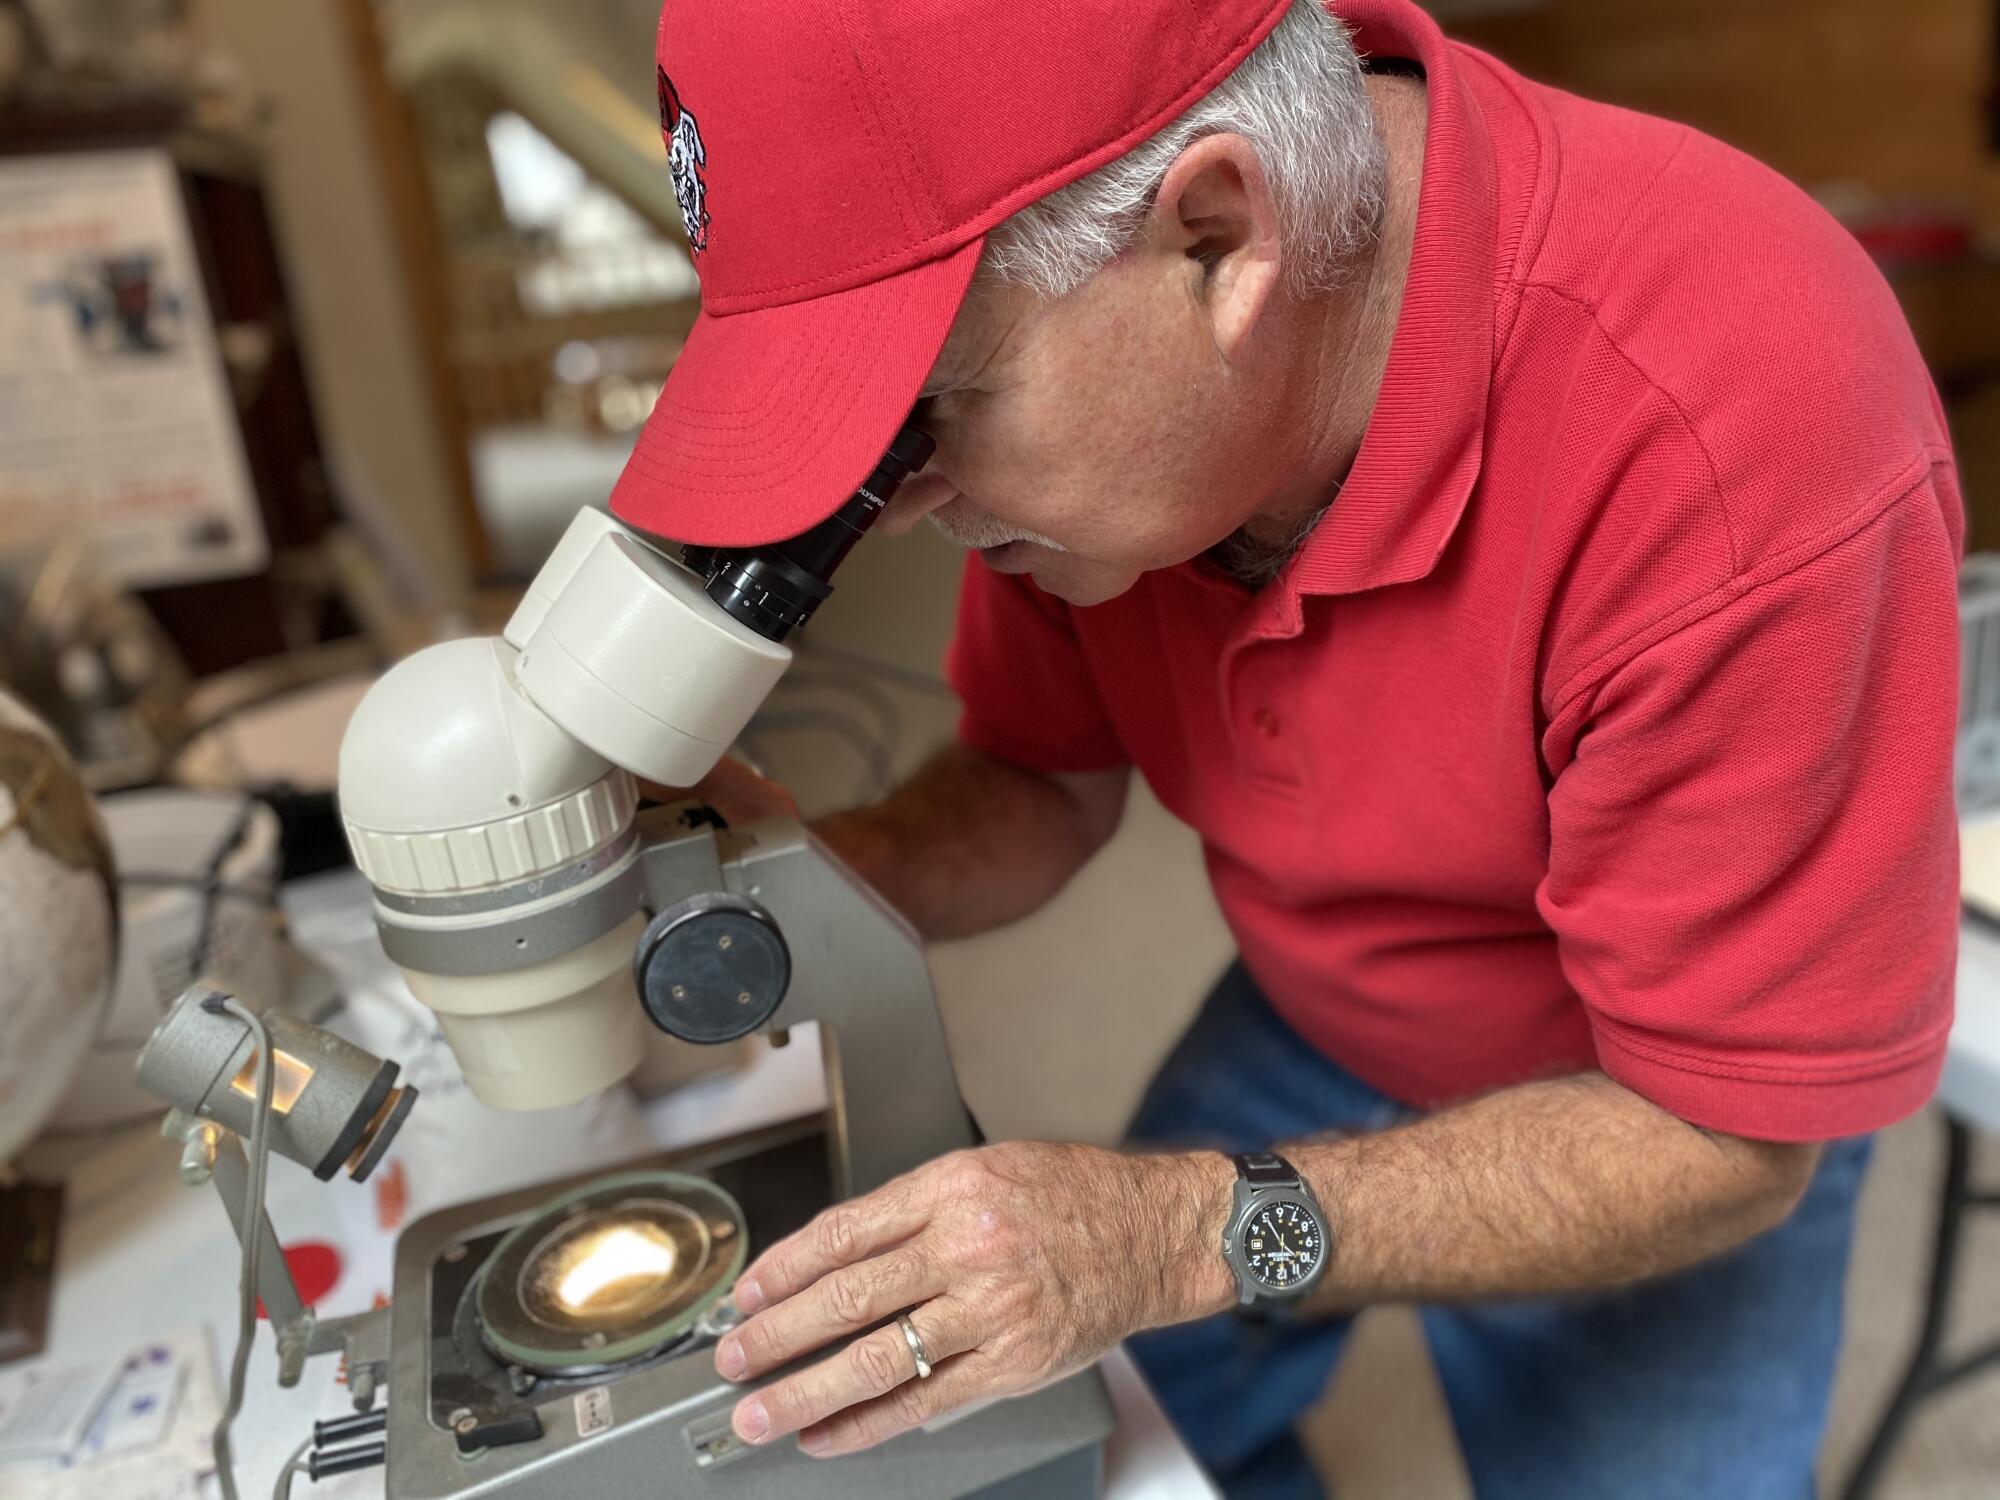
[135,989,415,1182]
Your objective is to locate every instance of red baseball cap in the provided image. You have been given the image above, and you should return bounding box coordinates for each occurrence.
[609,0,1296,547]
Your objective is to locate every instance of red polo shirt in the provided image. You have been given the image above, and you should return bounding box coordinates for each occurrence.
[946,0,1963,1143]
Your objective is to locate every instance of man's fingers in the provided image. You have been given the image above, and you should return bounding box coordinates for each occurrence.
[730,1299,979,1447]
[701,756,801,819]
[734,1189,931,1314]
[795,1347,1002,1457]
[718,1245,945,1381]
[635,756,799,825]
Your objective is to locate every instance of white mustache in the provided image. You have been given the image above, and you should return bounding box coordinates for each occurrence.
[927,501,1068,553]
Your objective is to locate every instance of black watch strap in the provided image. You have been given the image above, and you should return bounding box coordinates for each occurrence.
[1233,1151,1301,1190]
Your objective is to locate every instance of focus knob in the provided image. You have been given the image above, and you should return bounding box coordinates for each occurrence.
[634,893,790,1044]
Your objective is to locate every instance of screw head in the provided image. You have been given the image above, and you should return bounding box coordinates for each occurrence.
[672,984,687,1000]
[718,934,733,950]
[736,991,752,1006]
[451,1408,476,1434]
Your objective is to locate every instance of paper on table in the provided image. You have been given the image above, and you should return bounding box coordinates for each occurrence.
[71,1340,183,1464]
[0,1357,118,1467]
[0,1325,219,1500]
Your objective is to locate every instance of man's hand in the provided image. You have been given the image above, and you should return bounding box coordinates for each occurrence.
[638,756,799,826]
[711,1142,1233,1457]
[704,1073,1820,1460]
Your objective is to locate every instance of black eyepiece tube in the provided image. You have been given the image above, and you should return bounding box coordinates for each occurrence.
[690,423,935,642]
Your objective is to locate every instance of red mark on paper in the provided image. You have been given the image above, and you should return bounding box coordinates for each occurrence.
[375,1159,408,1232]
[256,1241,343,1317]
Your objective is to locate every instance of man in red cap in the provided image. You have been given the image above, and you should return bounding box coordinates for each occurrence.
[613,1,1962,1495]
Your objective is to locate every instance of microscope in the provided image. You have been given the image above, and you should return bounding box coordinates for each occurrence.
[142,426,1113,1498]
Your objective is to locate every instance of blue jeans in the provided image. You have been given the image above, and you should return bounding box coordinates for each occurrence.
[1126,963,1872,1500]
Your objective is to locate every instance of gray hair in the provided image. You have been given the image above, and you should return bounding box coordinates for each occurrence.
[981,1,1386,301]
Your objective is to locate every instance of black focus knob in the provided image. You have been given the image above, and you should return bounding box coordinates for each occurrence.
[634,893,791,1044]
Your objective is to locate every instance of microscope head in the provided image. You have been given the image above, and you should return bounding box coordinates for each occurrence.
[335,428,933,1110]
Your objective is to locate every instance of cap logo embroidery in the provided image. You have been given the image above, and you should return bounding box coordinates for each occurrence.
[657,67,711,254]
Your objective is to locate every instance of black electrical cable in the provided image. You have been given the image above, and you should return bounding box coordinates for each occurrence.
[189,798,262,980]
[119,874,280,905]
[41,801,283,1144]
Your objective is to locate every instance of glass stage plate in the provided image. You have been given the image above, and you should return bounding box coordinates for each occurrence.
[474,1170,747,1374]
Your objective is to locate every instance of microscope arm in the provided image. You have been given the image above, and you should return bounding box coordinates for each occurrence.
[723,822,979,1195]
[638,810,979,1197]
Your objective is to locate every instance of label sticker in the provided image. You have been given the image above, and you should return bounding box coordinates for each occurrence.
[575,1386,614,1438]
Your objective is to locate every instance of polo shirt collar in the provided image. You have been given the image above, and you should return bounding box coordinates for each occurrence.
[1290,0,1499,598]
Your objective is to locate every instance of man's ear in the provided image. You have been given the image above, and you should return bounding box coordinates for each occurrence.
[1147,133,1285,360]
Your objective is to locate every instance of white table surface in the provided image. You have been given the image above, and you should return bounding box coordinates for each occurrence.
[29,872,1217,1500]
[1949,816,2000,1132]
[1945,921,2000,1131]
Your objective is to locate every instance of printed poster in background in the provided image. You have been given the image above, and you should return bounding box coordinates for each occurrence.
[0,148,267,589]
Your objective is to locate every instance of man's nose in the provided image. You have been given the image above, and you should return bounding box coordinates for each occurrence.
[877,470,956,537]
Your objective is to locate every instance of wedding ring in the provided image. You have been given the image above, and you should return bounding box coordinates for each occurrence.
[896,1311,933,1380]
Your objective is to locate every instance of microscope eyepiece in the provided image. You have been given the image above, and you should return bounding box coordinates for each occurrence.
[690,424,935,643]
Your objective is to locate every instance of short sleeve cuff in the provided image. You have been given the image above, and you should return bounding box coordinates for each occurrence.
[1592,1017,1949,1143]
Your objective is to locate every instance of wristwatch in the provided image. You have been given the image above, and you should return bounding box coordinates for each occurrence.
[1221,1151,1330,1305]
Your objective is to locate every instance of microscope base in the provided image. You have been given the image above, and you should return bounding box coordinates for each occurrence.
[384,1116,1115,1500]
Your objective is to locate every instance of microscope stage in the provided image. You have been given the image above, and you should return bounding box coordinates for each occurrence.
[476,1173,754,1376]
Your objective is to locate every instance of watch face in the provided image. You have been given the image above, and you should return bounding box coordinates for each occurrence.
[1242,1201,1324,1292]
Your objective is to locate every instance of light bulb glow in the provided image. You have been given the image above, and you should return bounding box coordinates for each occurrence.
[228,1048,315,1114]
[553,1224,678,1311]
